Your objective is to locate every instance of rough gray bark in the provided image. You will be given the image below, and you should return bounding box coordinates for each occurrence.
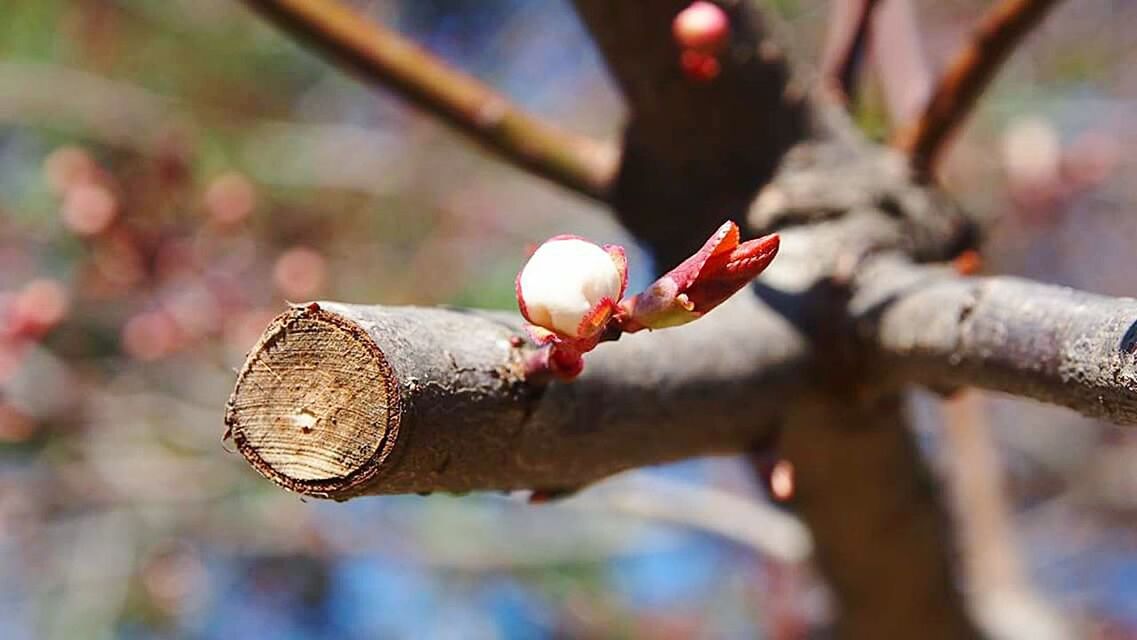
[858,259,1137,424]
[227,295,807,499]
[227,255,1137,500]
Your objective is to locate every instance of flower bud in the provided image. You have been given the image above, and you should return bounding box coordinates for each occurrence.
[673,1,730,54]
[516,236,628,339]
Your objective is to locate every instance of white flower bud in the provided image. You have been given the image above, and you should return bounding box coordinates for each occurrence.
[518,238,623,337]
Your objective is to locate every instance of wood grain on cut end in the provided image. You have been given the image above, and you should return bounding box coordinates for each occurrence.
[225,304,400,499]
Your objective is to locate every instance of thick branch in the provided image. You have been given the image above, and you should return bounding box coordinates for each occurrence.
[241,0,616,200]
[226,296,808,499]
[858,259,1137,424]
[572,0,810,266]
[894,0,1062,177]
[779,393,979,640]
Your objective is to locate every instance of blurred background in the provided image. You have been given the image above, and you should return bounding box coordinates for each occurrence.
[1,0,1135,637]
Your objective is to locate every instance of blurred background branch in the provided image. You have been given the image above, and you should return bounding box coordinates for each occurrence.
[895,0,1064,177]
[242,0,617,200]
[820,0,881,106]
[567,473,812,565]
[870,0,933,126]
[941,392,1072,640]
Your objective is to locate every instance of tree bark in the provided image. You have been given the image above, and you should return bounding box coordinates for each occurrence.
[780,392,980,640]
[859,259,1137,424]
[227,296,806,499]
[572,0,809,267]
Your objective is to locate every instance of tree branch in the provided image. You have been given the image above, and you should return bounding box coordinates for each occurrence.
[779,392,980,640]
[241,0,616,200]
[571,473,812,564]
[571,0,810,266]
[820,0,881,106]
[226,296,808,500]
[223,240,1137,636]
[894,0,1062,177]
[857,258,1137,425]
[870,0,932,125]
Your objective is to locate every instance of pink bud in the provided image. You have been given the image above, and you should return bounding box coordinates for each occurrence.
[673,1,730,54]
[523,342,586,383]
[621,221,778,331]
[122,311,180,361]
[43,146,97,194]
[761,458,795,503]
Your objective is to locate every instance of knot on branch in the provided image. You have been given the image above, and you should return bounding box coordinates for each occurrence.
[746,135,979,265]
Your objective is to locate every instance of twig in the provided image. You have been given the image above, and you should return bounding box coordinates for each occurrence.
[870,0,932,125]
[572,473,812,563]
[894,0,1062,177]
[241,0,616,201]
[820,0,881,106]
[942,393,1024,603]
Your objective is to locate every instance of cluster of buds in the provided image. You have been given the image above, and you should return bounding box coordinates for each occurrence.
[673,1,730,83]
[515,221,779,381]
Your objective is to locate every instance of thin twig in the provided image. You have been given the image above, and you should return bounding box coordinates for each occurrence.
[895,0,1062,177]
[241,0,616,201]
[870,0,932,125]
[820,0,881,106]
[571,473,812,563]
